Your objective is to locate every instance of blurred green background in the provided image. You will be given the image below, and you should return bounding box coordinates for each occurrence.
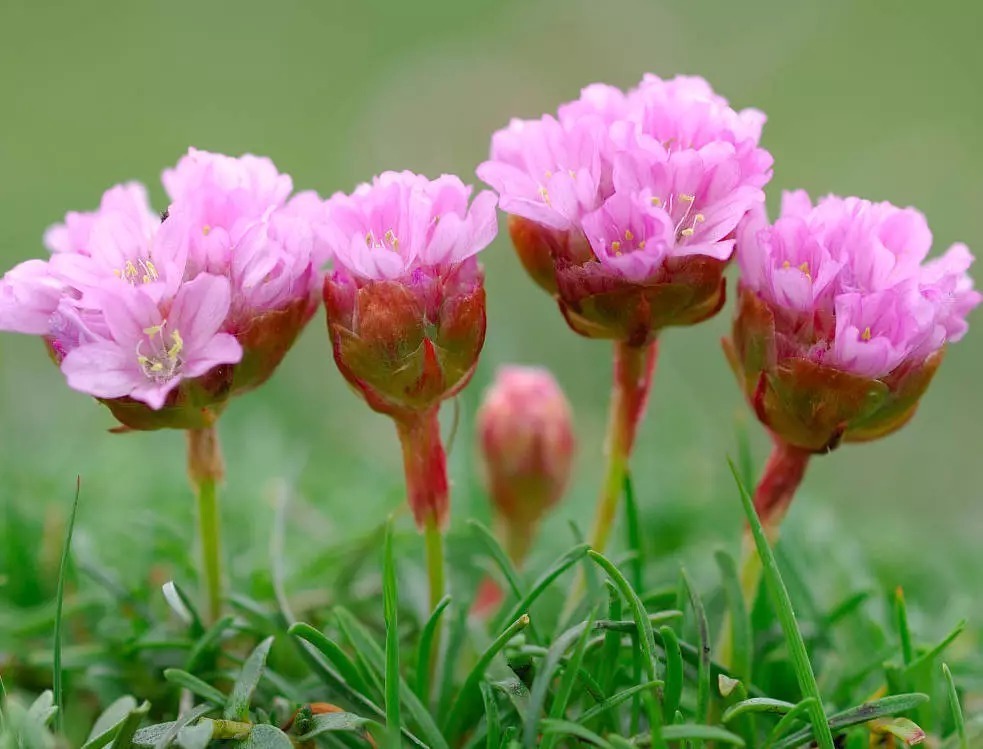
[1,1,980,603]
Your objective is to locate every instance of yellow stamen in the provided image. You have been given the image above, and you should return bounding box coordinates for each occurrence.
[861,327,872,341]
[651,196,662,207]
[638,240,646,249]
[680,228,695,237]
[143,324,163,336]
[202,225,211,236]
[624,230,634,241]
[168,330,184,358]
[611,240,622,255]
[694,213,705,223]
[680,193,695,203]
[782,260,791,269]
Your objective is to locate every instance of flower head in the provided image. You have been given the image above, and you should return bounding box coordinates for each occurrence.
[728,191,980,451]
[0,149,326,430]
[477,366,575,561]
[478,73,771,343]
[320,171,497,416]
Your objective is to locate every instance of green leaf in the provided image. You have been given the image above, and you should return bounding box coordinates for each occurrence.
[871,717,926,745]
[87,697,138,745]
[296,712,371,741]
[634,724,746,746]
[903,620,966,675]
[233,724,292,748]
[53,478,81,733]
[333,607,449,749]
[468,520,525,602]
[224,636,274,720]
[771,693,929,749]
[659,625,682,723]
[722,698,798,723]
[539,719,613,748]
[109,701,151,749]
[680,568,711,735]
[175,722,212,749]
[764,697,816,749]
[415,594,451,704]
[287,623,373,696]
[151,705,215,749]
[716,550,752,685]
[729,459,834,749]
[383,517,401,749]
[623,472,644,594]
[444,614,531,741]
[579,681,664,725]
[479,682,500,749]
[26,691,57,729]
[894,587,914,665]
[943,663,968,749]
[536,608,598,749]
[588,550,664,747]
[184,615,236,673]
[495,544,589,634]
[163,669,227,706]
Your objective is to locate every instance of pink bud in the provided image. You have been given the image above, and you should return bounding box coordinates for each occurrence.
[477,366,575,562]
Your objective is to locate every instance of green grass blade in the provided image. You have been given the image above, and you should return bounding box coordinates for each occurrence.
[894,587,914,665]
[479,682,500,749]
[468,520,525,601]
[716,550,752,684]
[496,544,589,634]
[224,636,274,720]
[902,620,966,675]
[184,614,236,673]
[764,697,815,748]
[679,568,711,733]
[415,594,451,704]
[728,459,834,749]
[535,609,598,749]
[634,724,746,746]
[53,476,81,733]
[382,518,401,749]
[332,607,449,749]
[770,693,929,749]
[722,698,797,723]
[588,550,664,748]
[444,614,531,741]
[288,623,373,696]
[109,701,151,749]
[579,681,664,725]
[163,669,227,705]
[659,625,682,723]
[623,472,644,593]
[943,664,968,749]
[539,719,614,749]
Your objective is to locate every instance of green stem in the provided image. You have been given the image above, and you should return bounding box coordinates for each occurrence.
[424,513,445,684]
[187,425,224,624]
[588,339,658,554]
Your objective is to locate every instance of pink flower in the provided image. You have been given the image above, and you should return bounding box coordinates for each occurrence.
[478,73,771,343]
[728,190,980,451]
[61,275,242,410]
[0,148,326,429]
[320,171,497,416]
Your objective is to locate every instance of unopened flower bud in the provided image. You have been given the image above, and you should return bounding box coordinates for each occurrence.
[477,366,575,562]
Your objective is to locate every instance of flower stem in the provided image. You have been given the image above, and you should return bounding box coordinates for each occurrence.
[394,407,449,689]
[187,425,224,624]
[720,437,811,668]
[588,339,659,554]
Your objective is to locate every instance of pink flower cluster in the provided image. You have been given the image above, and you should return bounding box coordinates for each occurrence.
[0,149,326,424]
[738,191,980,379]
[478,74,771,285]
[319,171,498,417]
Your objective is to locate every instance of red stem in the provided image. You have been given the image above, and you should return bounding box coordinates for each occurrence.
[395,407,449,529]
[753,438,811,536]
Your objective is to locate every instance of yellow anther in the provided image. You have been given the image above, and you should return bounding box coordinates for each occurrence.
[638,240,646,249]
[144,260,159,280]
[694,213,705,223]
[137,355,150,366]
[798,262,812,280]
[167,330,184,358]
[384,229,399,250]
[544,170,553,180]
[113,269,122,278]
[782,260,791,269]
[624,230,634,241]
[680,228,695,237]
[143,324,163,336]
[651,196,662,207]
[861,327,872,341]
[680,193,695,203]
[202,225,211,236]
[538,186,551,205]
[611,240,622,255]
[150,361,164,372]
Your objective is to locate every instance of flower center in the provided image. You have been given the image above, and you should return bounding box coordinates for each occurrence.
[365,229,400,251]
[136,321,184,384]
[610,229,647,256]
[114,258,160,286]
[781,260,812,280]
[652,194,704,242]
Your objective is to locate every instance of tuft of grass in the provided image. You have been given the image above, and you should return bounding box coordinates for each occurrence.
[53,476,82,735]
[383,516,401,749]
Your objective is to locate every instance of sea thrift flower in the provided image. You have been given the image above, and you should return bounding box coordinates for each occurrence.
[0,149,325,431]
[728,191,979,456]
[478,73,771,560]
[478,73,771,344]
[320,171,498,421]
[477,366,575,562]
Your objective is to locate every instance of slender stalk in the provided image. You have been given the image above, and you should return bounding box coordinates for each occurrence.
[395,406,449,691]
[739,438,811,604]
[187,425,224,624]
[588,339,659,554]
[720,437,811,668]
